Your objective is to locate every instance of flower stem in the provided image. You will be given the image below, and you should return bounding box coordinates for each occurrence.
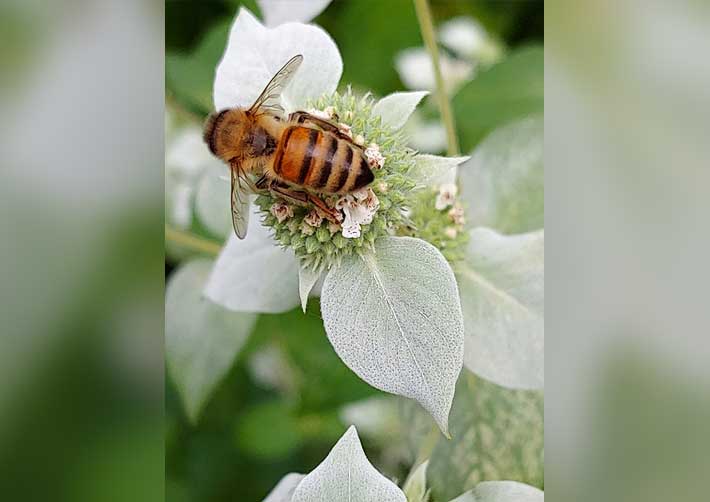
[413,0,460,156]
[165,225,221,256]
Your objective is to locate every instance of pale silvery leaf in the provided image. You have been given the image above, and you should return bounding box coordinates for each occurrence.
[214,8,342,112]
[458,116,543,234]
[395,48,473,94]
[257,0,332,27]
[195,165,232,237]
[263,473,305,502]
[450,481,544,502]
[456,228,544,389]
[411,154,470,186]
[298,265,321,313]
[427,371,543,501]
[166,259,257,423]
[165,126,213,179]
[402,461,429,502]
[372,91,429,131]
[321,236,464,435]
[291,426,406,502]
[167,182,195,230]
[204,211,300,313]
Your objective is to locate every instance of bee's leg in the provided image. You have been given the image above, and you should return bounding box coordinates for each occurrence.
[270,184,341,223]
[254,174,270,191]
[288,111,361,148]
[269,184,309,206]
[305,194,341,224]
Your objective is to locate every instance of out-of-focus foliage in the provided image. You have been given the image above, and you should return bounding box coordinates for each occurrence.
[166,1,542,500]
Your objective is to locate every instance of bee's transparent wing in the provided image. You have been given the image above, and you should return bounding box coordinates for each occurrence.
[248,54,303,117]
[230,165,251,239]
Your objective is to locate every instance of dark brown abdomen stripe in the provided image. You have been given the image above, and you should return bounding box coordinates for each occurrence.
[314,134,338,189]
[273,127,295,176]
[333,146,353,192]
[353,156,374,189]
[297,129,320,184]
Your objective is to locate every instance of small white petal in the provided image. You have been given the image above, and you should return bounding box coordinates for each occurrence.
[257,0,332,27]
[395,48,473,94]
[263,473,306,502]
[298,265,321,313]
[195,164,232,237]
[439,17,487,59]
[214,8,342,112]
[291,426,406,502]
[204,210,300,313]
[372,91,428,131]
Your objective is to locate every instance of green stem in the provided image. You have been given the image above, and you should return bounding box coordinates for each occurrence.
[414,0,460,157]
[165,225,222,256]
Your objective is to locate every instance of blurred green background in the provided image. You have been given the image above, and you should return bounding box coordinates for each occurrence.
[166,1,542,501]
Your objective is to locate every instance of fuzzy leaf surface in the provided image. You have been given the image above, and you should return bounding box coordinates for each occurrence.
[428,372,544,502]
[257,0,332,27]
[450,481,544,502]
[263,473,305,502]
[456,228,544,389]
[321,236,464,435]
[204,211,300,313]
[373,91,428,131]
[291,426,406,502]
[459,116,543,234]
[214,8,342,112]
[166,259,256,423]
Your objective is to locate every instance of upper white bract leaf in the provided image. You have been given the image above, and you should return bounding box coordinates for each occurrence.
[263,472,306,502]
[204,210,300,313]
[298,265,321,313]
[411,154,470,186]
[257,0,332,27]
[321,236,464,435]
[402,461,429,502]
[214,8,342,112]
[458,116,543,234]
[166,259,257,423]
[195,164,232,238]
[372,91,429,131]
[456,228,544,389]
[291,426,406,502]
[449,481,544,502]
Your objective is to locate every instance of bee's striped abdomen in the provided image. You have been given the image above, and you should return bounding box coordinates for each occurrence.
[274,126,374,194]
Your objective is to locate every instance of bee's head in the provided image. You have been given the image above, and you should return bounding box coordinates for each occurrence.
[203,108,251,159]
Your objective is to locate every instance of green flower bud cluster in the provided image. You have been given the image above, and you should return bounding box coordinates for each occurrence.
[401,188,470,264]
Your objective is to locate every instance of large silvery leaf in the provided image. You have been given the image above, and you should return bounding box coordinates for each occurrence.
[166,259,257,423]
[262,473,305,502]
[291,426,406,502]
[427,371,544,502]
[214,8,342,112]
[321,236,464,435]
[459,115,543,234]
[455,228,543,390]
[204,211,300,313]
[195,165,231,238]
[450,481,544,502]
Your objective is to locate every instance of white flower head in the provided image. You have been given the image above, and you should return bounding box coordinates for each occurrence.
[354,134,365,146]
[270,200,294,222]
[435,183,458,210]
[306,107,335,120]
[338,122,353,139]
[300,220,316,235]
[364,143,385,169]
[335,188,379,239]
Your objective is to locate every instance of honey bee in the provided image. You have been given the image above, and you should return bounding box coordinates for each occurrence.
[203,54,375,239]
